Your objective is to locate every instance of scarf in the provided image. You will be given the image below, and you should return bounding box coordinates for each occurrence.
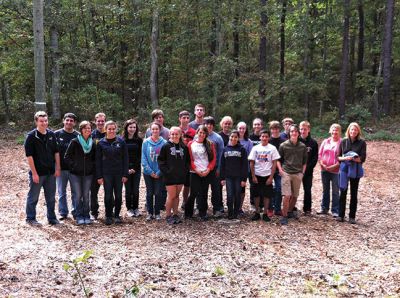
[78,134,93,154]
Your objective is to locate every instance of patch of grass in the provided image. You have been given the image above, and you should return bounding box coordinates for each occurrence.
[214,266,225,276]
[16,135,25,145]
[364,131,400,142]
[125,285,140,297]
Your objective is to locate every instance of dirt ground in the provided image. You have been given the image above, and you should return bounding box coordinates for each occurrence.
[0,140,399,297]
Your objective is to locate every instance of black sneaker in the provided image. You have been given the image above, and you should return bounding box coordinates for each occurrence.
[114,217,122,224]
[59,215,68,220]
[173,215,182,224]
[336,216,344,222]
[262,214,271,222]
[349,218,356,224]
[105,217,113,225]
[26,219,42,226]
[166,216,175,225]
[251,213,261,221]
[316,209,328,215]
[287,212,294,218]
[48,219,61,225]
[280,217,288,225]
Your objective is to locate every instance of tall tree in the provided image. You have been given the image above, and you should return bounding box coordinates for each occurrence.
[357,0,364,71]
[338,0,350,119]
[32,0,46,111]
[258,0,268,114]
[382,0,395,115]
[150,7,159,108]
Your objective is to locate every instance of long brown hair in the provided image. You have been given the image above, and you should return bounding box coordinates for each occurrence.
[196,125,214,161]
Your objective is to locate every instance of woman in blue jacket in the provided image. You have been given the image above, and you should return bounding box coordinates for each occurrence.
[96,121,128,225]
[141,122,167,221]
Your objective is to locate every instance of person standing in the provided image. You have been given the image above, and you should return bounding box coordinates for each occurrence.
[248,130,280,222]
[189,103,206,130]
[249,118,263,210]
[277,124,308,225]
[64,121,95,225]
[55,113,79,220]
[96,121,129,225]
[185,125,216,220]
[318,123,342,217]
[299,121,318,215]
[158,127,190,224]
[280,117,294,140]
[145,109,170,140]
[204,116,224,217]
[142,122,167,221]
[218,116,233,146]
[90,112,106,220]
[122,119,143,218]
[220,131,248,219]
[25,111,61,226]
[337,122,366,224]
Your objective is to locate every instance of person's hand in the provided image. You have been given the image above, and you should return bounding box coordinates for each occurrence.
[215,170,220,178]
[122,177,128,184]
[240,181,246,187]
[129,169,135,175]
[353,156,361,163]
[266,176,273,185]
[320,162,326,170]
[252,176,258,184]
[279,169,284,176]
[221,180,226,186]
[54,169,61,177]
[97,178,104,185]
[32,173,39,184]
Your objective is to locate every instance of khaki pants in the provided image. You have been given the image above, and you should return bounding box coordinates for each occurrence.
[281,172,303,197]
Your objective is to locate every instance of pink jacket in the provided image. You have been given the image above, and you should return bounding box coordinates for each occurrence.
[318,137,341,173]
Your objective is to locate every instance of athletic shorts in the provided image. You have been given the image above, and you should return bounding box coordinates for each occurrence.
[281,172,303,197]
[254,175,273,199]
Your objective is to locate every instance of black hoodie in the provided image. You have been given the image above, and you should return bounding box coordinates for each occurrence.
[158,141,190,185]
[220,143,248,181]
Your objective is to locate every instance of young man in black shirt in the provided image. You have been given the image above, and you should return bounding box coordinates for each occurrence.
[25,111,61,225]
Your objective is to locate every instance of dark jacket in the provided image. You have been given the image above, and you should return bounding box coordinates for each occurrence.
[299,135,319,176]
[24,129,59,176]
[55,129,78,170]
[96,137,129,178]
[64,138,95,176]
[338,138,367,163]
[91,129,106,143]
[158,141,190,185]
[124,137,143,172]
[220,144,248,181]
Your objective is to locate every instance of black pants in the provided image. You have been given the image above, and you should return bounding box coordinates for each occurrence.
[90,176,100,216]
[302,172,313,212]
[125,171,141,210]
[210,170,223,213]
[339,178,360,219]
[185,173,210,218]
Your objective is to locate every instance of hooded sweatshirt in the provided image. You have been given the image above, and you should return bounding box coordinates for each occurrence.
[141,136,167,176]
[158,140,190,184]
[220,143,248,181]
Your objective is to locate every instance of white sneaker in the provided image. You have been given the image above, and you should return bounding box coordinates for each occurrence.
[155,214,162,221]
[146,214,153,221]
[250,205,256,212]
[133,209,141,217]
[127,209,135,217]
[332,212,339,218]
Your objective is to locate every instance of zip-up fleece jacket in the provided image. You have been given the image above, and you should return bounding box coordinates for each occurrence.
[299,134,319,176]
[64,138,95,176]
[125,137,143,172]
[141,137,167,176]
[55,129,78,170]
[220,144,248,181]
[158,141,190,184]
[96,137,129,179]
[24,129,59,176]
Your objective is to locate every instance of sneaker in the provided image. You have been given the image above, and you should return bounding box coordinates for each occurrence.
[262,214,271,222]
[349,218,356,224]
[155,214,162,221]
[274,210,283,216]
[146,214,154,221]
[114,217,123,224]
[59,215,68,220]
[250,205,256,212]
[91,214,98,220]
[303,210,311,216]
[287,212,294,218]
[166,216,175,225]
[105,217,113,225]
[280,217,288,225]
[173,214,182,224]
[214,211,222,218]
[84,218,93,225]
[332,212,339,218]
[292,210,299,219]
[77,219,85,226]
[199,216,208,222]
[251,213,261,221]
[267,209,274,217]
[336,216,344,222]
[127,209,135,217]
[228,215,234,220]
[48,219,61,225]
[133,209,141,217]
[26,219,42,226]
[316,209,328,215]
[238,209,245,216]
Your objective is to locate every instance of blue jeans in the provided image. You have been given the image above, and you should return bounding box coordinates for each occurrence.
[269,172,282,212]
[321,171,339,214]
[57,170,76,217]
[103,175,123,218]
[225,177,242,218]
[26,173,57,222]
[143,174,163,216]
[70,174,92,221]
[125,170,141,210]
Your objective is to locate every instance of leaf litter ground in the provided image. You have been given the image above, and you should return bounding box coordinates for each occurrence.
[0,140,399,297]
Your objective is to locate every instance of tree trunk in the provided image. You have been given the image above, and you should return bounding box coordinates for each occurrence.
[349,32,355,104]
[279,0,286,108]
[372,58,383,121]
[1,78,11,124]
[357,0,364,71]
[258,0,267,114]
[32,0,46,111]
[338,0,350,120]
[150,8,159,108]
[382,0,395,115]
[233,7,240,80]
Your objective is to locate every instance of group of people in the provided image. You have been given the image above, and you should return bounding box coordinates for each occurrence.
[24,104,367,227]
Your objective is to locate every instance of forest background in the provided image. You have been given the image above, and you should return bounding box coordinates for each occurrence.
[0,0,399,139]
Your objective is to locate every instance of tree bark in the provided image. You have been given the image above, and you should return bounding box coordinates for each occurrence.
[382,0,395,115]
[32,0,46,111]
[338,0,350,120]
[258,0,267,114]
[279,0,286,108]
[357,0,364,71]
[150,8,159,108]
[1,78,11,124]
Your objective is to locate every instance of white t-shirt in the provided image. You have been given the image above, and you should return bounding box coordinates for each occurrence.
[190,141,209,172]
[248,143,280,177]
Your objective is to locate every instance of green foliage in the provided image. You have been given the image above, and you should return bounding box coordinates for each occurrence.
[63,250,93,298]
[364,131,400,142]
[125,285,140,297]
[214,266,225,276]
[343,104,372,128]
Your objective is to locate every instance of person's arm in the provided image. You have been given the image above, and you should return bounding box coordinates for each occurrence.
[27,156,39,183]
[141,141,154,176]
[241,147,249,183]
[267,160,277,185]
[122,141,129,183]
[309,139,319,170]
[96,142,104,184]
[64,141,75,171]
[302,146,308,174]
[157,144,170,176]
[54,152,61,177]
[220,149,226,181]
[249,160,257,184]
